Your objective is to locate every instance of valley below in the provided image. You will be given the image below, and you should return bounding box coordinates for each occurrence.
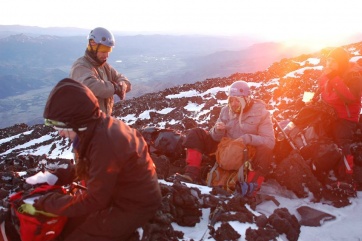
[0,27,317,128]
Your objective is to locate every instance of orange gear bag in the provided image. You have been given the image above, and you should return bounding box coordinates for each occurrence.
[215,137,255,170]
[207,137,256,192]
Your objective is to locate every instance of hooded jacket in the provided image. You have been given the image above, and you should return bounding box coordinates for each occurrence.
[210,99,275,150]
[43,78,101,129]
[40,78,161,240]
[319,49,362,123]
[69,50,131,115]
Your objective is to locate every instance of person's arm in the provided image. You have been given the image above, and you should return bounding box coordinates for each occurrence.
[330,76,359,104]
[34,145,119,217]
[116,74,131,93]
[53,161,76,186]
[70,63,115,98]
[238,110,275,150]
[107,65,131,100]
[209,107,228,141]
[108,65,132,92]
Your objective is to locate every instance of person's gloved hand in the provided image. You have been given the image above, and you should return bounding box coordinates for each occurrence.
[26,171,58,186]
[113,81,127,100]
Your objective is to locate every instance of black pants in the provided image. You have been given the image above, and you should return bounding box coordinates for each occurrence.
[331,118,358,155]
[59,206,155,241]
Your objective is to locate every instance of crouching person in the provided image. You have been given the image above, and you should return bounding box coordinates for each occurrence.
[177,81,275,196]
[34,78,162,241]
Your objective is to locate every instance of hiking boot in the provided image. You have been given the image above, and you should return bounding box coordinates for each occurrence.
[172,166,206,185]
[173,173,206,185]
[174,173,195,183]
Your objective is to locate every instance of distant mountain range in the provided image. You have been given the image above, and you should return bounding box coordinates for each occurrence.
[0,25,351,128]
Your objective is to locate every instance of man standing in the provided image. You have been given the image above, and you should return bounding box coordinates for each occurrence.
[70,27,131,115]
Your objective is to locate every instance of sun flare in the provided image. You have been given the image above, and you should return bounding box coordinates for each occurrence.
[2,0,361,51]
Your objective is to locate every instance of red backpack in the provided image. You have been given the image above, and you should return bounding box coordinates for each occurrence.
[8,185,68,241]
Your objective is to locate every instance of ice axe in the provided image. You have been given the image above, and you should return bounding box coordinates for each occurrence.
[199,205,224,241]
[272,116,298,152]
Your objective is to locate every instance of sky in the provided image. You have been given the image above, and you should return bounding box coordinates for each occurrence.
[2,0,362,49]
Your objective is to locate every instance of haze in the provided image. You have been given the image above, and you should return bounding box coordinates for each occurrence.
[3,0,362,50]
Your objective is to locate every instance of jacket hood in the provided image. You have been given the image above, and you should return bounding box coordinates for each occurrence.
[43,78,101,130]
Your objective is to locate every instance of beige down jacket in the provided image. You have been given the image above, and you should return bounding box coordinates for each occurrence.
[70,51,131,115]
[210,99,275,150]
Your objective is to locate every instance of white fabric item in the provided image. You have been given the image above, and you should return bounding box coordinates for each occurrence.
[26,171,58,185]
[23,196,39,205]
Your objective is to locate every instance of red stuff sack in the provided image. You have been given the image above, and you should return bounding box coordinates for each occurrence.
[9,185,68,241]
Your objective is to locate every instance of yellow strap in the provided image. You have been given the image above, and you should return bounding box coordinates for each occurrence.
[18,204,58,217]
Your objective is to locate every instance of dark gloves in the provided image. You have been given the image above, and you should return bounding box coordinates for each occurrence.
[52,159,76,186]
[33,191,64,212]
[113,81,127,100]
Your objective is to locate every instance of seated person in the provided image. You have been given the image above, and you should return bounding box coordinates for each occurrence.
[177,81,275,196]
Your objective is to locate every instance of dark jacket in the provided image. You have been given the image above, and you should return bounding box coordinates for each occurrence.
[39,78,161,240]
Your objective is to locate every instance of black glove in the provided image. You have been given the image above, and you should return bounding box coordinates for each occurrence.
[52,160,76,186]
[113,81,126,100]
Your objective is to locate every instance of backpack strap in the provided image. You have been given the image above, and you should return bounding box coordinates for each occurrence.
[237,147,251,182]
[207,162,219,187]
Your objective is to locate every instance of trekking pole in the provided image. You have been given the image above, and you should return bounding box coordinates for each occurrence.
[272,116,298,151]
[272,116,309,167]
[199,205,224,241]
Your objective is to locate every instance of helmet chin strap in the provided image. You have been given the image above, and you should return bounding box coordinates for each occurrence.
[240,97,247,110]
[88,40,106,65]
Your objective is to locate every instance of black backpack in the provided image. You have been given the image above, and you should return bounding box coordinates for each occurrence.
[282,101,342,173]
[140,127,185,160]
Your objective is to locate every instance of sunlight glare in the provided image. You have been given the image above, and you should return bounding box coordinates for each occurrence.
[2,0,361,50]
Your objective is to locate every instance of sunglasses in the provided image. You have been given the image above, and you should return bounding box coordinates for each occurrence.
[44,119,87,131]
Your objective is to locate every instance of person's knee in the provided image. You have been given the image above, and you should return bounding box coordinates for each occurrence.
[183,128,213,152]
[252,145,274,175]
